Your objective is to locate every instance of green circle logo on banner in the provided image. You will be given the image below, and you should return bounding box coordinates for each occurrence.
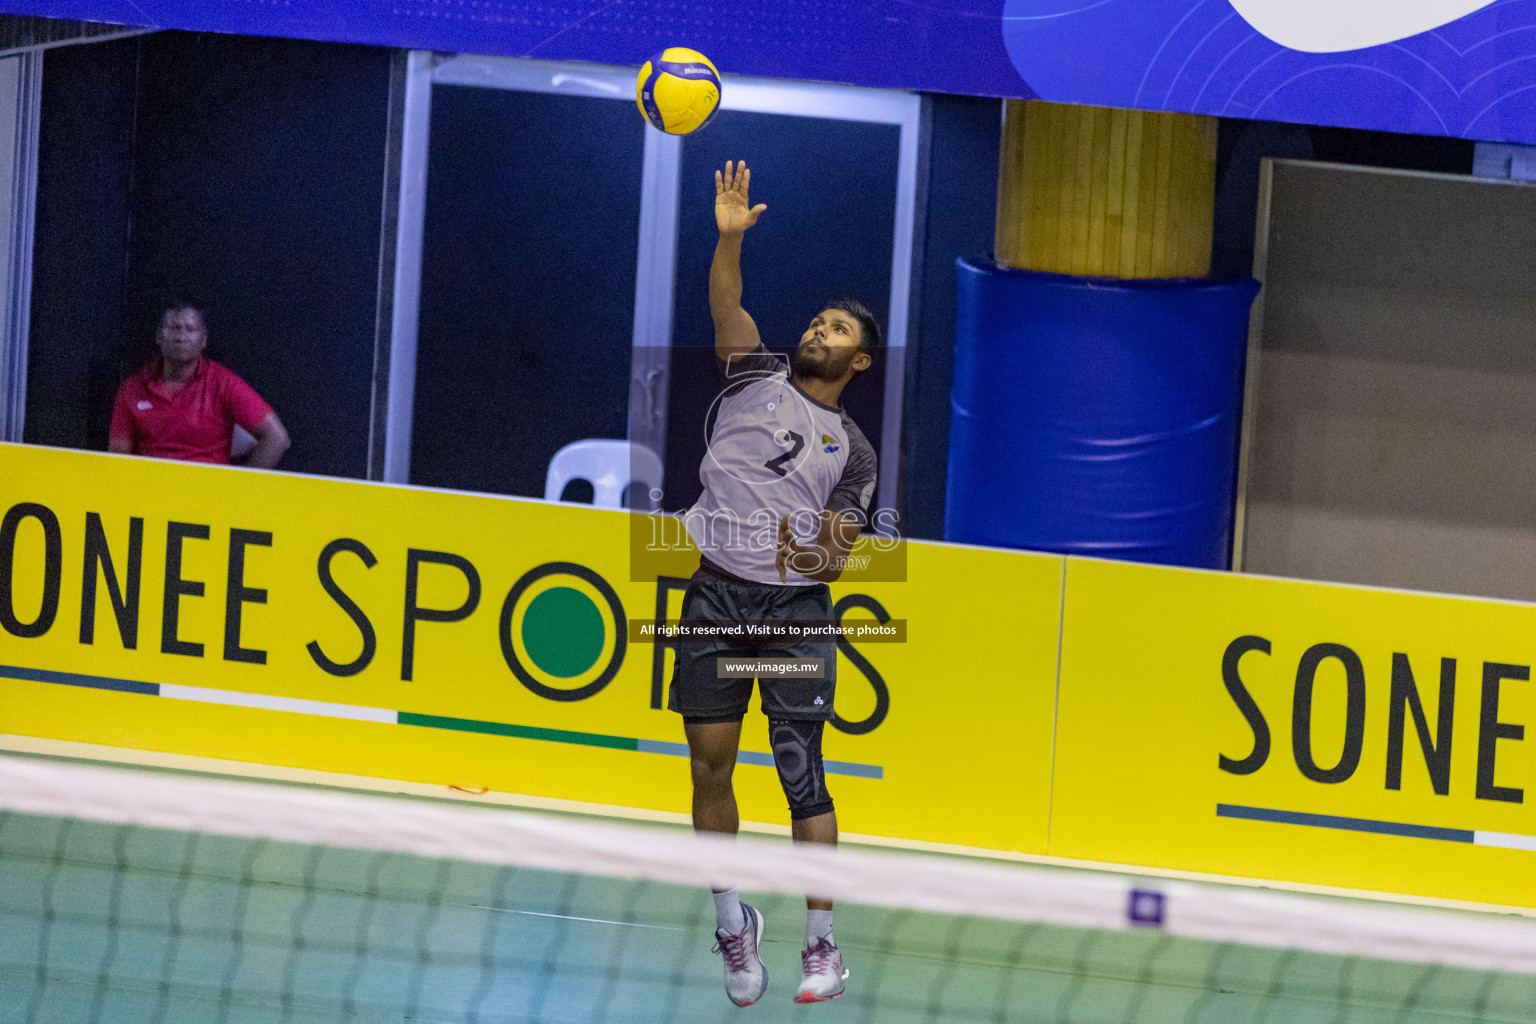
[499,562,627,702]
[521,587,605,678]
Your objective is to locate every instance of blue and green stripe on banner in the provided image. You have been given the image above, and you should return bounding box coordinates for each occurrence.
[1218,803,1536,852]
[0,664,882,779]
[23,661,1536,845]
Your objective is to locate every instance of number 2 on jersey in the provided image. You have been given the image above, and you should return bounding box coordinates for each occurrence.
[765,429,805,477]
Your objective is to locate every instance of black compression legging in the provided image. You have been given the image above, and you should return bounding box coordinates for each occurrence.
[769,718,834,820]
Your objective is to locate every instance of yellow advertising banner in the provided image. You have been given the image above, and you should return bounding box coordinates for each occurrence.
[1052,556,1536,908]
[16,443,1536,906]
[0,443,1062,854]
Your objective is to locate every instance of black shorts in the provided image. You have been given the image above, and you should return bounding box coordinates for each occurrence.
[667,563,836,722]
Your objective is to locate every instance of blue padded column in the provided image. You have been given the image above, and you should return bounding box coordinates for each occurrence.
[946,257,1259,568]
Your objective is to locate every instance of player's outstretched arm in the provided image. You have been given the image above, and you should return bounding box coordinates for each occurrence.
[711,160,765,362]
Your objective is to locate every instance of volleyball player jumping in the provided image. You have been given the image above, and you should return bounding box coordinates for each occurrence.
[670,160,880,1006]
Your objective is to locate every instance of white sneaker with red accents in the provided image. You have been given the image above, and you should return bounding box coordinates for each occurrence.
[794,937,848,1003]
[713,902,768,1006]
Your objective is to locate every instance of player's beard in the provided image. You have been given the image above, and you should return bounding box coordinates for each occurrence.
[792,342,855,382]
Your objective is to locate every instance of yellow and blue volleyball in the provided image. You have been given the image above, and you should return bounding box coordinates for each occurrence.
[636,48,721,135]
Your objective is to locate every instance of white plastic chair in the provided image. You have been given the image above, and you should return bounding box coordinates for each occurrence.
[230,425,257,460]
[544,440,664,510]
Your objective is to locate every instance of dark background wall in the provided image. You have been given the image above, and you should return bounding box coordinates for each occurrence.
[24,34,136,458]
[410,86,645,500]
[22,33,1482,524]
[26,31,392,478]
[903,95,1003,542]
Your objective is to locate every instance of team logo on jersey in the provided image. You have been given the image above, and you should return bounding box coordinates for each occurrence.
[821,432,840,454]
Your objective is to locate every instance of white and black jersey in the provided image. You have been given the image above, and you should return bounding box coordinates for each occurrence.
[684,344,877,586]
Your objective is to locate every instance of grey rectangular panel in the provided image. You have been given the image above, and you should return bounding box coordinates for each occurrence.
[1242,160,1536,601]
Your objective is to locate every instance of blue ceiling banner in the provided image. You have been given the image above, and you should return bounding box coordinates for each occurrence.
[2,0,1035,98]
[1002,0,1536,145]
[9,0,1536,144]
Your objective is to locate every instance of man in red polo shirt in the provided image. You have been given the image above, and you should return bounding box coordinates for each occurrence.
[109,299,290,468]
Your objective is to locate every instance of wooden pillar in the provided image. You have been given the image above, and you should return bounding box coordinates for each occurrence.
[995,100,1217,280]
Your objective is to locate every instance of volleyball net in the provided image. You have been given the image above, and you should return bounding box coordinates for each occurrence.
[2,753,1533,1023]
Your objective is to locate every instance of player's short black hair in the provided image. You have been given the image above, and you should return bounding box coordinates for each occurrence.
[826,298,881,353]
[158,292,208,325]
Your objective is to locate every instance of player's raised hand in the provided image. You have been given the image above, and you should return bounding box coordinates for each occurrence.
[715,160,766,235]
